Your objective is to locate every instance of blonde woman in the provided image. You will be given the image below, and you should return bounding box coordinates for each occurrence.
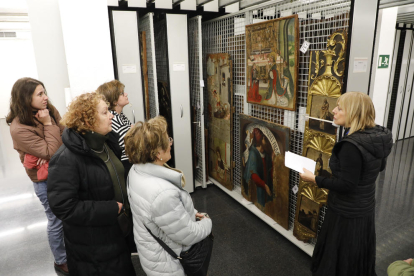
[97,80,132,178]
[300,92,393,276]
[125,116,212,276]
[47,92,135,276]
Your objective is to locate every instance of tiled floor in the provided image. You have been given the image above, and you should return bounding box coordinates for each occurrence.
[0,116,413,275]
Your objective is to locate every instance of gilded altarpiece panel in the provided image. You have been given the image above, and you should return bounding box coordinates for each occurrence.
[293,30,347,242]
[240,114,290,230]
[245,15,299,110]
[207,53,234,190]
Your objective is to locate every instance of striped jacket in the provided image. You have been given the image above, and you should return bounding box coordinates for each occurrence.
[110,110,132,161]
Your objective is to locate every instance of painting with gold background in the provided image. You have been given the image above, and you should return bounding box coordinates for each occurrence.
[306,29,347,136]
[293,30,347,242]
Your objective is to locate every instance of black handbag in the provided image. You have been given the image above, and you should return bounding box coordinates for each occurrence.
[145,225,214,276]
[117,209,133,237]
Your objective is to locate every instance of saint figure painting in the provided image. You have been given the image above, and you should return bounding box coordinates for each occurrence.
[207,53,233,190]
[246,15,299,110]
[240,114,290,229]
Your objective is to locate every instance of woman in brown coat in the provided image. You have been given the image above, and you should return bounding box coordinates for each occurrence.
[6,78,68,275]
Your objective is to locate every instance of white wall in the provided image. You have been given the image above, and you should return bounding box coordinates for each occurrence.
[346,0,378,94]
[27,0,70,116]
[0,34,38,118]
[370,7,398,126]
[58,0,114,98]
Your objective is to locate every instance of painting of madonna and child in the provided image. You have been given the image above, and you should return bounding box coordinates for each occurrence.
[245,15,298,111]
[240,114,290,229]
[206,53,233,190]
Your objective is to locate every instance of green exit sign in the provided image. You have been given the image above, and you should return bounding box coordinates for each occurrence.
[378,55,390,68]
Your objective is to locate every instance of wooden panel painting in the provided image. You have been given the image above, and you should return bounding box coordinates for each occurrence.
[297,195,320,234]
[240,114,290,229]
[245,15,299,110]
[206,53,233,190]
[308,96,337,135]
[140,31,150,119]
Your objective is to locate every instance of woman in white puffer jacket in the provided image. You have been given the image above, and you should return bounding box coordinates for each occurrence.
[124,116,212,276]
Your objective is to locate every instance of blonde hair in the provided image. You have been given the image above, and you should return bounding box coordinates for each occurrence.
[61,92,108,134]
[337,91,376,135]
[96,80,125,110]
[124,116,169,164]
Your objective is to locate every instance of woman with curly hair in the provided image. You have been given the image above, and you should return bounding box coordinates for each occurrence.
[6,77,68,275]
[97,80,132,179]
[47,92,135,276]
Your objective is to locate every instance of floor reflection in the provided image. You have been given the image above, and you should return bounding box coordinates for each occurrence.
[0,115,413,275]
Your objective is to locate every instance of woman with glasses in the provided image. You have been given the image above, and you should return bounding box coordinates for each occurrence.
[47,92,135,275]
[97,80,133,179]
[124,116,212,276]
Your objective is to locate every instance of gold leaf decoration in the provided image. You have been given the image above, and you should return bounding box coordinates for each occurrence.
[309,75,342,97]
[301,183,328,204]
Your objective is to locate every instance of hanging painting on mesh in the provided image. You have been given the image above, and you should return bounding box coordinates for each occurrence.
[240,114,290,229]
[245,15,299,110]
[206,53,234,190]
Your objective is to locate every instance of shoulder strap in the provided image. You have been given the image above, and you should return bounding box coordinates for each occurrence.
[144,225,181,260]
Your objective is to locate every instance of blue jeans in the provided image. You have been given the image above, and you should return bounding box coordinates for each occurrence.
[33,181,67,265]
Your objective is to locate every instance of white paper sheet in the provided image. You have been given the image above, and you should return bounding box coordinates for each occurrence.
[285,151,316,174]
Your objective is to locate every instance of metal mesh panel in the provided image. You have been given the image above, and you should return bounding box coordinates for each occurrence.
[154,19,169,83]
[202,0,351,237]
[188,17,205,185]
[139,13,158,118]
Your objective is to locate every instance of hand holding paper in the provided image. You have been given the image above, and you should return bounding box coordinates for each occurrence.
[285,151,316,174]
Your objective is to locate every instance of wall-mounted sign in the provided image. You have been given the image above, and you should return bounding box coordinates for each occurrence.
[353,58,368,73]
[378,55,390,69]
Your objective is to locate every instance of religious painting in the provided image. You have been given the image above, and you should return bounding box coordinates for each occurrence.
[140,31,150,119]
[306,30,347,136]
[240,114,290,230]
[293,130,335,242]
[306,148,332,178]
[293,183,328,241]
[207,53,233,190]
[308,96,337,135]
[294,30,347,243]
[245,15,299,110]
[297,195,320,233]
[157,81,175,167]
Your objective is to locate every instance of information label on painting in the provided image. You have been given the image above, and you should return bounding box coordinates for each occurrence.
[245,15,299,110]
[206,53,233,191]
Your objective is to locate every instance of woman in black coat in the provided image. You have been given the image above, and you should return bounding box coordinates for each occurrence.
[300,92,393,276]
[47,92,135,276]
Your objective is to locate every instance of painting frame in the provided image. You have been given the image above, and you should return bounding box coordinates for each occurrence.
[240,114,291,230]
[245,14,299,111]
[305,30,347,136]
[139,31,150,120]
[206,53,234,190]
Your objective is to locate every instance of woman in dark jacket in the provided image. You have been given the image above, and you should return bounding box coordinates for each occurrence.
[300,92,393,276]
[47,92,135,276]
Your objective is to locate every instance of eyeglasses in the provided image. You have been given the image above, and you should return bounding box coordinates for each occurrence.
[169,137,173,145]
